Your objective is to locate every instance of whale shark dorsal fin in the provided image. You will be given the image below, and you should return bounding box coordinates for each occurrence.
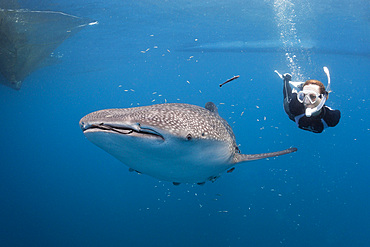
[205,102,218,114]
[234,148,297,163]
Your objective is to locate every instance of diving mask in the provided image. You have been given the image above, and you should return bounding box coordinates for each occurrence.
[297,90,323,105]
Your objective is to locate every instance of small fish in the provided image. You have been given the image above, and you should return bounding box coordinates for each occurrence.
[219,75,240,87]
[227,167,235,173]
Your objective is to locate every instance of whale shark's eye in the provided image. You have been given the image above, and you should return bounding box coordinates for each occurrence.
[186,134,192,140]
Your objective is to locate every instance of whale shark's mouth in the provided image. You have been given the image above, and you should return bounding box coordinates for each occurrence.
[83,123,165,141]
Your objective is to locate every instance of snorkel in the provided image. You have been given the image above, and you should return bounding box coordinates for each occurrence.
[304,67,331,117]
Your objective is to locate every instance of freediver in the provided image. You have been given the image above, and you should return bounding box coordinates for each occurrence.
[275,67,341,133]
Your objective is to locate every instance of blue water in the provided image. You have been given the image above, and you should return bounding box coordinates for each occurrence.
[1,0,369,246]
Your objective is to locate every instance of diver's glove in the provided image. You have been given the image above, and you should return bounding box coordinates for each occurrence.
[283,73,292,82]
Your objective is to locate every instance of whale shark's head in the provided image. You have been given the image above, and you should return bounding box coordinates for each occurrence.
[80,102,297,184]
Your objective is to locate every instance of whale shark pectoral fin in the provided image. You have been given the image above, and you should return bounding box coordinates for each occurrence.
[234,147,297,163]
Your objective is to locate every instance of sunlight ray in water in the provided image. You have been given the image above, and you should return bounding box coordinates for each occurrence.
[273,0,312,80]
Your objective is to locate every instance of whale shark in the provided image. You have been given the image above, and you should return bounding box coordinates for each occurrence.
[183,40,314,51]
[79,102,297,184]
[180,40,370,57]
[0,8,97,90]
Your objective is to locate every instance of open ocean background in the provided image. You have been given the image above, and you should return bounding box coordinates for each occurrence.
[0,0,369,246]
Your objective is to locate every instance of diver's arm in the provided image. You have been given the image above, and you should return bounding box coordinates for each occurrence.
[323,106,341,127]
[283,73,305,115]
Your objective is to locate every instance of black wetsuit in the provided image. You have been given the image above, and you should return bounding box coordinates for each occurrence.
[283,74,341,133]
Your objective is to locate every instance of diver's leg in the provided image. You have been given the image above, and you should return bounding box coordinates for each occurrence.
[283,73,292,99]
[282,73,295,120]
